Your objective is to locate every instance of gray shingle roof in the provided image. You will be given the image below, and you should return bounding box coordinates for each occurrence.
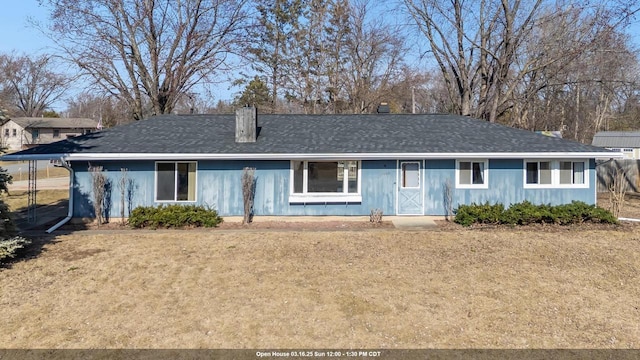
[592,131,640,148]
[10,117,98,129]
[6,113,614,158]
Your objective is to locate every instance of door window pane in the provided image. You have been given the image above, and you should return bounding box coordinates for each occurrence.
[402,162,419,188]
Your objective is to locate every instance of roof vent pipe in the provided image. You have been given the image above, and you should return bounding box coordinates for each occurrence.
[235,106,258,143]
[377,102,390,114]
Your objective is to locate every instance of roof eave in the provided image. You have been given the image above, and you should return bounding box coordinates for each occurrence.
[2,151,622,162]
[1,153,68,161]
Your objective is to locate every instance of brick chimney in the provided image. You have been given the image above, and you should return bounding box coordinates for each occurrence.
[235,106,258,143]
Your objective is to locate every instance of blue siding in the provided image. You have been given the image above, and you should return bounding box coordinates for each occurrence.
[70,158,597,218]
[198,160,396,216]
[424,159,597,215]
[71,161,154,219]
[71,160,395,217]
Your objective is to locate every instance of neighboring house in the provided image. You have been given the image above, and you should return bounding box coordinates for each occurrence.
[2,108,621,221]
[0,117,98,151]
[592,131,640,159]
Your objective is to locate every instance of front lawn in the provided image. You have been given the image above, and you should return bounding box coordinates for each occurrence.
[1,229,639,348]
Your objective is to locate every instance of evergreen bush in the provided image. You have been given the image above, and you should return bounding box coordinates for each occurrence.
[128,204,223,229]
[0,158,28,263]
[454,201,618,227]
[0,236,31,262]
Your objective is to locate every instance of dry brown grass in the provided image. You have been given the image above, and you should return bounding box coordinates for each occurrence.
[1,189,68,212]
[8,165,69,182]
[1,229,639,349]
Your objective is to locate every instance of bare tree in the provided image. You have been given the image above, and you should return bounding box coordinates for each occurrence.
[0,105,8,122]
[65,92,132,128]
[0,54,72,117]
[508,19,640,142]
[89,165,107,227]
[241,167,256,224]
[324,0,351,113]
[118,168,128,225]
[341,0,406,113]
[282,0,331,114]
[403,0,640,123]
[608,166,628,218]
[41,0,249,120]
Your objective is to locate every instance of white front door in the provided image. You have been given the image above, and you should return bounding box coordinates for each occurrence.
[397,161,423,215]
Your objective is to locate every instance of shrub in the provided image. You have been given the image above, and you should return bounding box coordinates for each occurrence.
[128,204,223,229]
[589,206,619,224]
[370,208,383,223]
[454,201,617,227]
[454,202,504,226]
[0,236,31,262]
[0,201,31,263]
[502,201,554,225]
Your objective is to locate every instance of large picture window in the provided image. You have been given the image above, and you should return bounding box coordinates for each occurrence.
[290,160,361,203]
[456,160,489,189]
[524,160,588,188]
[156,162,196,201]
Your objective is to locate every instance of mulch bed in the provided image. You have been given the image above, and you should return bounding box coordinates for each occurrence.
[54,220,395,231]
[435,219,640,232]
[55,219,638,232]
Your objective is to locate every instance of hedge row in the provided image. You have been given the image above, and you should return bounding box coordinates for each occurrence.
[454,201,617,227]
[128,204,223,229]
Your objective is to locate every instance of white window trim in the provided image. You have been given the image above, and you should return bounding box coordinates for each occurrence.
[455,159,489,189]
[154,161,198,202]
[289,160,362,203]
[523,159,589,189]
[400,161,421,189]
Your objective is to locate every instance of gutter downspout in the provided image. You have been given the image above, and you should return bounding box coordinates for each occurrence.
[46,158,73,233]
